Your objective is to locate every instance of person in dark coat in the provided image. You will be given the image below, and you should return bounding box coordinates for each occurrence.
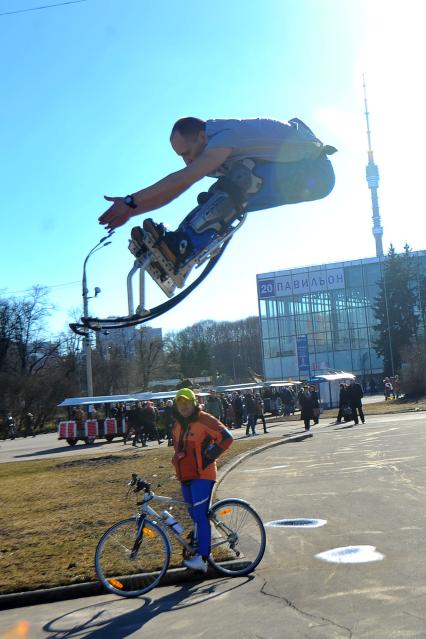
[141,401,164,446]
[163,399,174,446]
[299,385,315,431]
[126,402,144,447]
[310,385,320,425]
[231,392,243,429]
[244,392,257,436]
[23,412,36,437]
[335,383,349,423]
[346,378,365,425]
[255,395,268,433]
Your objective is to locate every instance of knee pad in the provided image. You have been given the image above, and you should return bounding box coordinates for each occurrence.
[189,189,239,235]
[187,159,262,235]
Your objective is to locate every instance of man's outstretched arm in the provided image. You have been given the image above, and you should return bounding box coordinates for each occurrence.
[98,146,232,231]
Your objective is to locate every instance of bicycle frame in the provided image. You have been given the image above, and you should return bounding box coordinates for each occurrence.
[134,490,234,556]
[136,491,194,554]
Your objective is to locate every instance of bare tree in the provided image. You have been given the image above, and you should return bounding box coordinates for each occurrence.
[165,316,262,382]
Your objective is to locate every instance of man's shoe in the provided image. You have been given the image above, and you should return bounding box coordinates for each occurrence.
[183,555,208,573]
[130,226,147,258]
[143,219,179,265]
[142,218,167,241]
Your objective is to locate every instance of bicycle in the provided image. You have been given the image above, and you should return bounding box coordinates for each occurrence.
[95,474,266,598]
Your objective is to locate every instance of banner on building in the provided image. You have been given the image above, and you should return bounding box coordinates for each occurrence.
[258,268,345,299]
[297,335,310,375]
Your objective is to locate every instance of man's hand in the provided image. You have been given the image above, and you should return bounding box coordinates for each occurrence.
[98,146,232,230]
[98,196,136,231]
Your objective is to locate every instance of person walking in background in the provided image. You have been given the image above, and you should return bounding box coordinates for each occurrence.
[141,401,164,446]
[5,414,16,440]
[335,383,349,423]
[255,394,268,433]
[163,399,174,446]
[392,375,401,399]
[126,402,143,447]
[310,385,320,425]
[383,377,393,400]
[245,392,257,436]
[346,378,365,425]
[299,385,315,432]
[281,387,293,416]
[232,392,243,429]
[205,390,223,420]
[224,397,235,429]
[23,412,36,438]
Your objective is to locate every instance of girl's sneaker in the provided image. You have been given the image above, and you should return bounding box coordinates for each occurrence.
[183,554,208,573]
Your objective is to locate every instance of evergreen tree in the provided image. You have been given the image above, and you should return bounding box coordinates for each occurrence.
[372,244,419,375]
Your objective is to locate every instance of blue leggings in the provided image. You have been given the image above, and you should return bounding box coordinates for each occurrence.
[181,479,215,558]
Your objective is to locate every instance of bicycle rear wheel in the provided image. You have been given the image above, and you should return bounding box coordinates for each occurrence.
[208,498,266,576]
[95,517,171,597]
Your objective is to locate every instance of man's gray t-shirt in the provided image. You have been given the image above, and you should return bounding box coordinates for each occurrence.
[205,118,323,172]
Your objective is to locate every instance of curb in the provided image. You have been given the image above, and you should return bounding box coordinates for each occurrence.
[0,428,303,611]
[0,566,222,612]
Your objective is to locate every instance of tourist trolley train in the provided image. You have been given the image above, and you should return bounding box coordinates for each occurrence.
[57,390,208,446]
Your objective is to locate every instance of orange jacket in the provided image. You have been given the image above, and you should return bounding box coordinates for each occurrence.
[172,410,233,481]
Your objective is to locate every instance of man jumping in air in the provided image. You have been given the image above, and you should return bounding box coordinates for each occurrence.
[99,117,336,268]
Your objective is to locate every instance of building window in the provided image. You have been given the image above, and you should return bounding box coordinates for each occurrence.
[346,266,364,287]
[262,319,278,339]
[279,316,296,338]
[314,332,333,353]
[364,263,381,286]
[280,336,296,357]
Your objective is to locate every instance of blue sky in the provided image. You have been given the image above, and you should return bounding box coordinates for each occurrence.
[1,0,425,337]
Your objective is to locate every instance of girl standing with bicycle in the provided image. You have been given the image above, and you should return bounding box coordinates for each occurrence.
[172,388,234,573]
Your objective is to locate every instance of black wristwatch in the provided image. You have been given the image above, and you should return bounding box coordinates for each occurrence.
[124,194,137,209]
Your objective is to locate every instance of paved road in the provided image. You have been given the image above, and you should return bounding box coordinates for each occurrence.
[1,412,426,637]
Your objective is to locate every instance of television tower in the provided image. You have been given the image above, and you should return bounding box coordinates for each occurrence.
[363,75,384,257]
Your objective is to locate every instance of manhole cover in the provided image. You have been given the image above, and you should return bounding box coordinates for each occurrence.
[265,518,327,528]
[315,545,385,564]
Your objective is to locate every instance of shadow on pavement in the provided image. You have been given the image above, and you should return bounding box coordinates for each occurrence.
[43,577,252,639]
[333,424,354,431]
[14,442,108,458]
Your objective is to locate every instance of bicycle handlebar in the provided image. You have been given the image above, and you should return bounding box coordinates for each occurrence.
[129,473,151,494]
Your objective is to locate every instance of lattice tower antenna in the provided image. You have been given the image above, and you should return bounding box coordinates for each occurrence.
[363,75,384,257]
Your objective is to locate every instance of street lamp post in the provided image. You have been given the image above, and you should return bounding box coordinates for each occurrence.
[81,235,112,401]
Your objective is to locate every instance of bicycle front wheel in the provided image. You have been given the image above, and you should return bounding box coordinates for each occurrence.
[95,517,171,597]
[208,498,266,576]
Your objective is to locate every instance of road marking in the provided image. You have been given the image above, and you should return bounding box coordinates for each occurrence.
[265,518,327,528]
[315,545,385,564]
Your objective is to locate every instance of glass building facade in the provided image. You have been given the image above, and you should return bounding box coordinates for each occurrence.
[257,252,426,380]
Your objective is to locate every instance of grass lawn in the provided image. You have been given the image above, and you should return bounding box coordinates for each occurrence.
[0,437,278,595]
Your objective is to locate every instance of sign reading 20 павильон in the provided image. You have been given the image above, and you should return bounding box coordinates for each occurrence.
[258,268,345,299]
